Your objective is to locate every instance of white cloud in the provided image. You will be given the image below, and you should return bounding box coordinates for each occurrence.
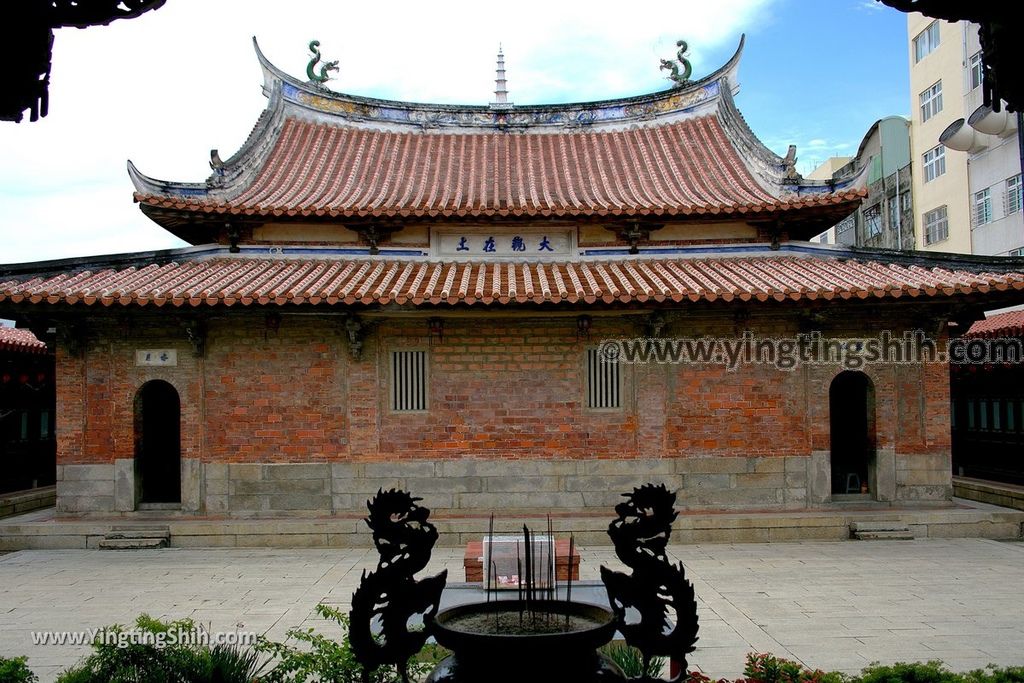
[2,0,776,264]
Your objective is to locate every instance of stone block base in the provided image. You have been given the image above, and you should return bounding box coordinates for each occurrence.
[55,453,954,516]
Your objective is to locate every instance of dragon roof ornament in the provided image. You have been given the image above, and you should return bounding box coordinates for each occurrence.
[251,35,746,132]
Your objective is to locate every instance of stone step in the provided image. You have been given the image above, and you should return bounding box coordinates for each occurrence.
[850,521,913,540]
[103,529,171,541]
[97,537,169,550]
[850,521,911,532]
[853,530,915,540]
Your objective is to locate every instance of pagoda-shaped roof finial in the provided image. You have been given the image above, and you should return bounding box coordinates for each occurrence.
[491,44,513,109]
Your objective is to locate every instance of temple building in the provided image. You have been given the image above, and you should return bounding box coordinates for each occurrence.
[0,327,55,496]
[2,38,1024,539]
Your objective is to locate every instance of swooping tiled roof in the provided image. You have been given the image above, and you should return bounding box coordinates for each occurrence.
[2,255,1021,308]
[135,117,863,220]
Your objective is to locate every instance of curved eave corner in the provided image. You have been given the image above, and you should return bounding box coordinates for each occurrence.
[128,42,289,208]
[127,160,210,201]
[714,61,866,205]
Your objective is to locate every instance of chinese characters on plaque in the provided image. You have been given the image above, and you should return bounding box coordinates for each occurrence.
[437,231,572,257]
[135,349,178,367]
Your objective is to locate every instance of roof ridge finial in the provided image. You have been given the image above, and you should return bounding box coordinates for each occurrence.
[491,44,513,109]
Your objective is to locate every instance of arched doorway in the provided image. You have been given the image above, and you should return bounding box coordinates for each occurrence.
[133,380,181,504]
[829,371,876,496]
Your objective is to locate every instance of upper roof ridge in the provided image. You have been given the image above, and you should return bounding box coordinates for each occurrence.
[251,35,745,133]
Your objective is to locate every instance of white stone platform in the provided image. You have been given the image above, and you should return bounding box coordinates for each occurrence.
[0,497,1020,551]
[1,539,1023,682]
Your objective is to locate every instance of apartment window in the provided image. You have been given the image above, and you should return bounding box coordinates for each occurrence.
[913,21,940,63]
[969,51,983,90]
[864,206,882,237]
[1006,174,1022,215]
[888,196,900,232]
[585,348,621,409]
[900,191,912,212]
[919,81,943,122]
[390,350,427,411]
[923,145,945,183]
[974,188,992,226]
[923,206,948,245]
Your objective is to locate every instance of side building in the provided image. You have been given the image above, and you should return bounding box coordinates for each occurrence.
[0,327,55,494]
[810,117,914,251]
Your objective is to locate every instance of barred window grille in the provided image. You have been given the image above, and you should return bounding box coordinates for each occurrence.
[586,348,621,409]
[391,350,427,411]
[973,188,992,227]
[1005,175,1022,215]
[864,206,882,237]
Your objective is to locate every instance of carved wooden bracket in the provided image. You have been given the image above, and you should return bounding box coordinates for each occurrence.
[642,311,668,338]
[605,221,663,254]
[798,309,832,333]
[182,319,207,358]
[732,308,751,337]
[226,223,240,254]
[343,314,366,360]
[355,223,400,255]
[56,322,87,358]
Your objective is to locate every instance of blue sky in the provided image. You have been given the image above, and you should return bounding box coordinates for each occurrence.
[0,0,910,264]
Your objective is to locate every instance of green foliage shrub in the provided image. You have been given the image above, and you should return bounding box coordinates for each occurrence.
[0,656,38,683]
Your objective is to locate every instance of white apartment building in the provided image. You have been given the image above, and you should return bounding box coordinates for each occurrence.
[908,14,1022,255]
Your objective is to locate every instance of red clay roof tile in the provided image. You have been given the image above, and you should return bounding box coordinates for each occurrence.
[2,255,1021,310]
[0,327,46,354]
[967,310,1024,337]
[136,117,863,220]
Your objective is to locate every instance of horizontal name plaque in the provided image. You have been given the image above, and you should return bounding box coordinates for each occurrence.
[436,230,573,257]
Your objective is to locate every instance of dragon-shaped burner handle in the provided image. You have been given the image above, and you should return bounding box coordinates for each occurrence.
[349,489,448,683]
[601,484,699,681]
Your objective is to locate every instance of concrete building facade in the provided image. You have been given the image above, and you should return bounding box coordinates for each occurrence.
[908,13,1023,256]
[908,14,972,253]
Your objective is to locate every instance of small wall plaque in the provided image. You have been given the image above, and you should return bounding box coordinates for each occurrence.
[135,349,177,367]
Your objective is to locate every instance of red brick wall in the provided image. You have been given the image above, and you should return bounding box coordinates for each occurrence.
[375,318,638,459]
[203,317,347,463]
[55,309,953,466]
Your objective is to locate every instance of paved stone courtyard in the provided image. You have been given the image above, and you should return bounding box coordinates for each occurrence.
[1,539,1022,682]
